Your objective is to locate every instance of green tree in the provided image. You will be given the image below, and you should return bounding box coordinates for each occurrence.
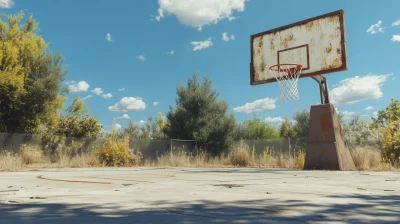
[372,99,400,129]
[383,120,400,164]
[279,118,297,156]
[120,120,141,140]
[0,12,67,133]
[293,109,310,148]
[232,123,247,141]
[55,97,102,138]
[279,118,296,138]
[142,113,167,140]
[164,74,236,154]
[240,115,279,140]
[119,113,167,140]
[342,115,383,150]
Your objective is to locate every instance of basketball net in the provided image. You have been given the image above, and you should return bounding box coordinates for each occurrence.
[269,64,302,101]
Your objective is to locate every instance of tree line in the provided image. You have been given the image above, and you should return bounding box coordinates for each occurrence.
[1,12,399,163]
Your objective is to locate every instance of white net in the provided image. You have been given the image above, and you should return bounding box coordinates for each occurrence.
[270,64,302,101]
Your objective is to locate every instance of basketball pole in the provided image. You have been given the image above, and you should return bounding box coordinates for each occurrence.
[303,75,356,170]
[311,75,330,105]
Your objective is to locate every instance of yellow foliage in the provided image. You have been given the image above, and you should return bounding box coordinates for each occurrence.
[99,134,132,167]
[0,12,47,93]
[383,120,400,164]
[251,145,255,165]
[157,112,166,130]
[297,150,305,169]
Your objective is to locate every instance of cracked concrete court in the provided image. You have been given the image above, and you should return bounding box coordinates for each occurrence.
[1,168,399,224]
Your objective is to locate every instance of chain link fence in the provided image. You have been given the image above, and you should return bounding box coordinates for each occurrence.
[0,133,299,159]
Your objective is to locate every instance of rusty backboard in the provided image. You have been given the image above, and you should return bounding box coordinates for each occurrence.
[250,10,347,85]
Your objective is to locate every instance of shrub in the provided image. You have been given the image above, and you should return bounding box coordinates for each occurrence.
[230,141,250,167]
[382,120,400,165]
[0,152,24,171]
[342,116,383,150]
[297,150,305,169]
[19,144,47,165]
[99,134,132,167]
[351,147,384,170]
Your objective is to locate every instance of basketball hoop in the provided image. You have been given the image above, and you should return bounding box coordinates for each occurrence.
[269,64,302,101]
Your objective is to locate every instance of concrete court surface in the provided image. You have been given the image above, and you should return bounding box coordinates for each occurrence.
[0,167,399,224]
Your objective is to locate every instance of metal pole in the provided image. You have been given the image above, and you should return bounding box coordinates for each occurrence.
[311,75,330,104]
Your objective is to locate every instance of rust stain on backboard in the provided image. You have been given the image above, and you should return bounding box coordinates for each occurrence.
[250,10,347,85]
[258,37,263,49]
[270,38,275,51]
[305,21,314,31]
[329,15,339,23]
[325,43,332,53]
[280,33,295,49]
[322,56,342,70]
[260,61,266,73]
[332,57,342,67]
[254,37,265,81]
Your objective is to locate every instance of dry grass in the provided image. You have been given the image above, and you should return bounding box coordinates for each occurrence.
[351,146,393,171]
[144,151,213,168]
[51,152,101,168]
[0,143,398,172]
[230,141,251,167]
[0,152,24,171]
[144,142,302,169]
[19,144,49,165]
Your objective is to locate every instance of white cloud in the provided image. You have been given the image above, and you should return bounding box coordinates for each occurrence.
[264,116,283,123]
[118,88,125,92]
[68,81,90,93]
[373,111,378,118]
[191,38,213,51]
[108,97,146,112]
[82,95,93,100]
[0,0,14,8]
[392,20,400,26]
[105,33,113,42]
[222,32,230,42]
[392,35,400,42]
[137,55,146,61]
[330,74,390,105]
[154,0,246,30]
[234,98,277,114]
[117,114,131,119]
[340,110,358,120]
[113,123,122,131]
[138,120,147,125]
[153,102,160,106]
[167,50,175,55]
[91,88,103,96]
[366,21,383,34]
[365,106,374,111]
[222,32,235,41]
[102,93,113,99]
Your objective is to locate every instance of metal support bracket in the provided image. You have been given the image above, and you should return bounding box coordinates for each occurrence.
[311,75,330,104]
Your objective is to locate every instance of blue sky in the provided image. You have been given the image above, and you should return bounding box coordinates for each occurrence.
[1,0,399,132]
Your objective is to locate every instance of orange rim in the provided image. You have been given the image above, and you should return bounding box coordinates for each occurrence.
[269,64,302,75]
